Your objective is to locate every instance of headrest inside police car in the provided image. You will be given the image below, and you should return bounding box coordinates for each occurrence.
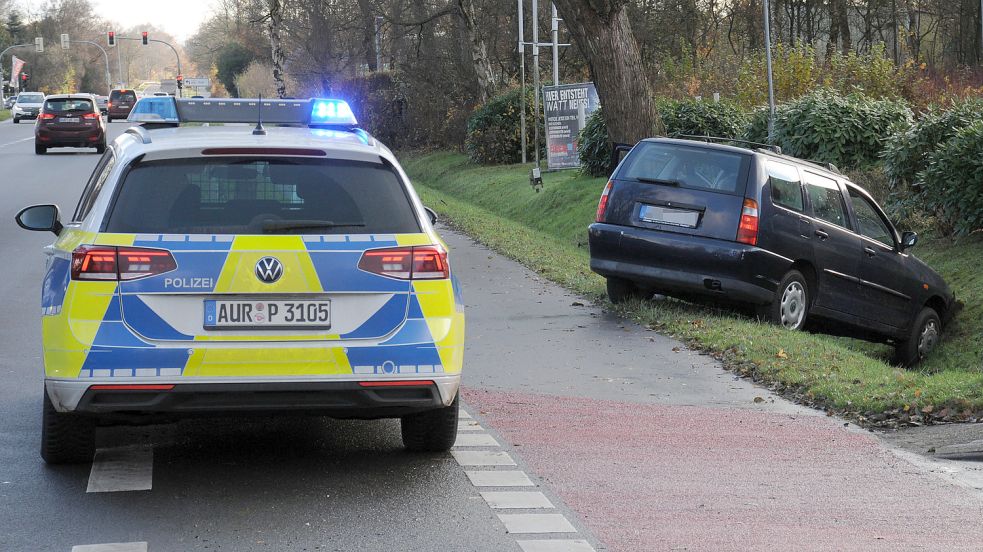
[126,96,358,127]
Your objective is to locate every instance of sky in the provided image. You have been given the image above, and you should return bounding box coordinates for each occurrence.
[85,0,219,42]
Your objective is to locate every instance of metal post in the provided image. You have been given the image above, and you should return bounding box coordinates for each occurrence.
[72,40,113,95]
[116,42,123,87]
[374,16,384,71]
[518,0,527,164]
[551,3,559,86]
[763,0,776,142]
[532,0,541,170]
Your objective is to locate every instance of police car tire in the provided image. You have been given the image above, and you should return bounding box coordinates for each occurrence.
[401,393,460,452]
[41,390,96,464]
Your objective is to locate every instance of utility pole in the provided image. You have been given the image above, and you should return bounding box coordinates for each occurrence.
[763,0,776,142]
[532,0,541,172]
[374,16,383,71]
[518,0,527,164]
[551,3,560,86]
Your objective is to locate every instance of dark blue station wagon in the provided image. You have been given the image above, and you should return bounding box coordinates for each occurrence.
[589,138,955,366]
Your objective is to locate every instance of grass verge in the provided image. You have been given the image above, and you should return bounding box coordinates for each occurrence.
[403,151,983,426]
[0,109,10,122]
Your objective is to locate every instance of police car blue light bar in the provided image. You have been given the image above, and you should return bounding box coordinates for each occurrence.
[127,96,358,128]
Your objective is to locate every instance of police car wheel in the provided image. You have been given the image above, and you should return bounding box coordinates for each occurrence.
[401,392,460,452]
[41,389,96,464]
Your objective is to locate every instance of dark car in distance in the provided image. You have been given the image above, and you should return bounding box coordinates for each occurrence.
[35,94,106,154]
[106,89,137,121]
[589,137,955,366]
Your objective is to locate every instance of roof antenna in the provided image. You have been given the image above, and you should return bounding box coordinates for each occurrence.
[253,94,267,136]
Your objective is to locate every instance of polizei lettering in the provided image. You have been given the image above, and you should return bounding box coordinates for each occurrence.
[163,277,215,289]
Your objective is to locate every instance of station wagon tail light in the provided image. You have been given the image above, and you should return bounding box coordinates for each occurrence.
[358,245,449,280]
[72,245,177,281]
[595,181,613,222]
[736,198,759,246]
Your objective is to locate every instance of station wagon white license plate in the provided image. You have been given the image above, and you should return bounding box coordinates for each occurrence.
[639,204,700,228]
[204,300,331,330]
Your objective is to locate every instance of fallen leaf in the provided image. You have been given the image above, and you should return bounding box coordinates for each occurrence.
[753,396,765,403]
[672,346,681,352]
[914,389,923,398]
[776,349,788,359]
[921,405,934,414]
[571,301,584,307]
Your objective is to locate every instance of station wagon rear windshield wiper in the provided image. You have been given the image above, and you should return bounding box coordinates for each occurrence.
[262,220,367,233]
[635,177,682,187]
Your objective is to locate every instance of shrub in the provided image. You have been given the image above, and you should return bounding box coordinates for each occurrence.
[918,121,983,235]
[465,87,542,165]
[882,98,983,189]
[578,107,610,177]
[768,89,911,170]
[332,73,408,148]
[658,99,750,139]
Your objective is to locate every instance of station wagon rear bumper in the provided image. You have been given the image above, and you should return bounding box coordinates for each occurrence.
[589,223,790,305]
[45,374,460,419]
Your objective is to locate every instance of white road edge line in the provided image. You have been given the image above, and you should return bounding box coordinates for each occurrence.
[498,513,578,534]
[86,445,153,493]
[481,491,554,509]
[516,539,596,552]
[71,542,149,552]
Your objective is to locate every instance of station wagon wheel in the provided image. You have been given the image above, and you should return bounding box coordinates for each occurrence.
[764,270,810,331]
[893,307,942,368]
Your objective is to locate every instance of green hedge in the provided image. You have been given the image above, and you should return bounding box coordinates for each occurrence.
[465,87,543,165]
[578,107,610,177]
[658,98,750,139]
[766,89,911,170]
[918,121,983,235]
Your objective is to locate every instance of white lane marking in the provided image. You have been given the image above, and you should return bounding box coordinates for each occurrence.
[498,514,577,534]
[453,433,500,447]
[466,470,536,487]
[72,543,149,552]
[86,446,153,493]
[0,137,33,149]
[459,410,472,419]
[458,420,483,431]
[481,491,554,509]
[517,540,596,552]
[451,450,515,466]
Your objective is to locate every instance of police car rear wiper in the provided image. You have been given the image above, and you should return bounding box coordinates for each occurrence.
[636,177,681,186]
[262,220,366,233]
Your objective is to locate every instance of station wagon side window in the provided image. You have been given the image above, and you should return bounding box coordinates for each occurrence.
[848,186,896,248]
[73,150,116,222]
[804,172,849,229]
[767,161,803,212]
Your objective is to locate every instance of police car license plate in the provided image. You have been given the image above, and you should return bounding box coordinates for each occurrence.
[204,300,330,329]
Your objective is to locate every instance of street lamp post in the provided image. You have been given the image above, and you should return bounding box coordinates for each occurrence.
[0,42,37,106]
[117,35,182,95]
[763,0,776,142]
[64,37,113,95]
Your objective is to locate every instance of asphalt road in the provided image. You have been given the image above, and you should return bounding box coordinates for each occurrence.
[1,119,983,551]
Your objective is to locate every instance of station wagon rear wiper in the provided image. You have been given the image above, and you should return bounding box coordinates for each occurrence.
[262,220,367,233]
[636,177,682,187]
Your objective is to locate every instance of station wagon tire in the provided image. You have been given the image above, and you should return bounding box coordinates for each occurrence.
[764,270,810,331]
[606,276,642,304]
[401,392,460,452]
[35,144,46,155]
[41,390,95,464]
[893,307,941,368]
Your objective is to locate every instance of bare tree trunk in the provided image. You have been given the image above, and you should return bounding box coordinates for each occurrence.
[836,0,852,53]
[828,0,841,58]
[357,0,378,71]
[267,0,287,98]
[457,0,497,102]
[551,0,664,144]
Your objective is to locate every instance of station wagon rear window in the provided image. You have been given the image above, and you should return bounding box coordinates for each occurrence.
[104,158,421,235]
[619,142,750,195]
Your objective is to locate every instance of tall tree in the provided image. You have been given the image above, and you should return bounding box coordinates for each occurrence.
[551,0,663,144]
[266,0,287,98]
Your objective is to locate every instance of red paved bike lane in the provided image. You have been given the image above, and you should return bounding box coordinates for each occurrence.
[464,388,983,552]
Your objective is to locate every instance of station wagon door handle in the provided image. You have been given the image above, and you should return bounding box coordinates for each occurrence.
[814,229,829,240]
[864,246,877,257]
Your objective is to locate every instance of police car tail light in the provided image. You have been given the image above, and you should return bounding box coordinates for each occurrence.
[72,245,176,281]
[358,245,449,280]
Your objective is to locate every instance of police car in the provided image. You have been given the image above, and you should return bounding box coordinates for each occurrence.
[16,97,465,463]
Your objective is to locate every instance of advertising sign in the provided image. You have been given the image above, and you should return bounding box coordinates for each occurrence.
[9,56,25,87]
[542,82,600,170]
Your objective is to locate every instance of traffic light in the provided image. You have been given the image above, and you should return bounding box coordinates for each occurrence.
[108,31,115,47]
[20,74,28,88]
[176,75,183,90]
[141,31,148,45]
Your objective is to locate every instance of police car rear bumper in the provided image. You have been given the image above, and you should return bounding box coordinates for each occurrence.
[45,375,460,418]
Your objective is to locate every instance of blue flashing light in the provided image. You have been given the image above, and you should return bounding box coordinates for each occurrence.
[311,99,357,126]
[127,96,179,123]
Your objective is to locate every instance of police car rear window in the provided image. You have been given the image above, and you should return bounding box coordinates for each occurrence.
[103,158,421,235]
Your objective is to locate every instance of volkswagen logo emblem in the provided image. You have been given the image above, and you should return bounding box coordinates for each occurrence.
[255,257,283,284]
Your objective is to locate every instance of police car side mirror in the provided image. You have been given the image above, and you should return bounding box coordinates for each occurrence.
[424,206,438,226]
[16,204,63,235]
